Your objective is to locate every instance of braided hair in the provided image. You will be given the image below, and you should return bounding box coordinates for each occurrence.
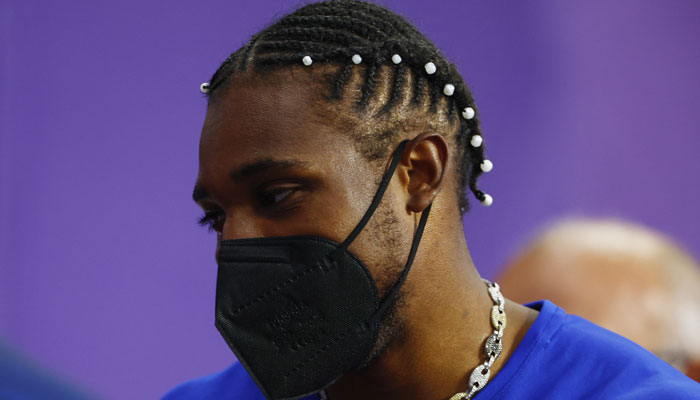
[203,0,490,214]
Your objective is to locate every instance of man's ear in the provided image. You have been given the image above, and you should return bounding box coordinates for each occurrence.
[399,133,449,213]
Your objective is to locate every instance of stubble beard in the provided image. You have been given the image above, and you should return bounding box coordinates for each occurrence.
[355,198,413,370]
[359,289,409,369]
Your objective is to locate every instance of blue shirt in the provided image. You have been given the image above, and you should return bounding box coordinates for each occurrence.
[163,300,700,399]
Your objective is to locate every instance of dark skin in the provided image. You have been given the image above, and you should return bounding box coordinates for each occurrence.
[193,67,539,400]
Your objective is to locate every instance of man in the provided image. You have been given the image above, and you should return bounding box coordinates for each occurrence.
[164,1,699,398]
[498,218,700,382]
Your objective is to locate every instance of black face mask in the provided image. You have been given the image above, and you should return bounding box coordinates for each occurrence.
[214,140,432,400]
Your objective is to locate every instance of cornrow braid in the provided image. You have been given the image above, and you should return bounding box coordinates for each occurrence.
[380,63,406,114]
[331,64,355,99]
[203,0,492,214]
[358,54,383,109]
[278,15,389,42]
[412,72,426,106]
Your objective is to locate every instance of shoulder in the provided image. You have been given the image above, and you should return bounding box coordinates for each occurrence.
[484,301,700,399]
[555,313,698,398]
[161,363,265,400]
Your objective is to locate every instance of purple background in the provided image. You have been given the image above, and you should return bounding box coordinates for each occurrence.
[2,0,699,399]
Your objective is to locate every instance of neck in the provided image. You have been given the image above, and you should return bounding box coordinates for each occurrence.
[326,221,538,400]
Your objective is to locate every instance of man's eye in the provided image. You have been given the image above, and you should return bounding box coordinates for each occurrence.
[197,211,225,233]
[259,187,297,208]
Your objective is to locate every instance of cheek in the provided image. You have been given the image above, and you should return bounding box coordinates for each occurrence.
[346,185,413,295]
[305,160,380,239]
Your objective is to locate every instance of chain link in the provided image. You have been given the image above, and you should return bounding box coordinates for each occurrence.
[448,279,506,400]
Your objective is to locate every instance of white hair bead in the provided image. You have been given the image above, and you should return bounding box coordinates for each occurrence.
[443,84,455,96]
[462,107,475,120]
[470,135,483,148]
[302,56,313,66]
[391,54,402,64]
[481,193,494,207]
[480,159,493,172]
[424,62,437,75]
[352,54,362,64]
[200,82,210,94]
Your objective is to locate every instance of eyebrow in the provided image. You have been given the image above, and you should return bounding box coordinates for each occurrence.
[230,158,309,181]
[192,158,310,203]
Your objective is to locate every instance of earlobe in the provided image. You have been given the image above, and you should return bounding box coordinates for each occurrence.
[402,133,449,213]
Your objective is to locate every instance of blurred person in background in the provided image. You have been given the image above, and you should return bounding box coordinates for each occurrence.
[498,218,700,382]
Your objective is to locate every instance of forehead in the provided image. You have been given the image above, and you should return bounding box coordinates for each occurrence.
[196,68,368,186]
[204,70,319,152]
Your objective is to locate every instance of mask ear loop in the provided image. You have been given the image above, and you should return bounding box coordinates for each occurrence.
[333,139,409,256]
[330,139,433,329]
[367,202,431,327]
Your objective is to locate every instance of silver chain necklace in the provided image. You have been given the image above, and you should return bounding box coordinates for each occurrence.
[448,279,506,400]
[319,279,506,400]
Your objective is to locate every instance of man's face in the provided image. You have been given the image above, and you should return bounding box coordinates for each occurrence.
[192,69,415,359]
